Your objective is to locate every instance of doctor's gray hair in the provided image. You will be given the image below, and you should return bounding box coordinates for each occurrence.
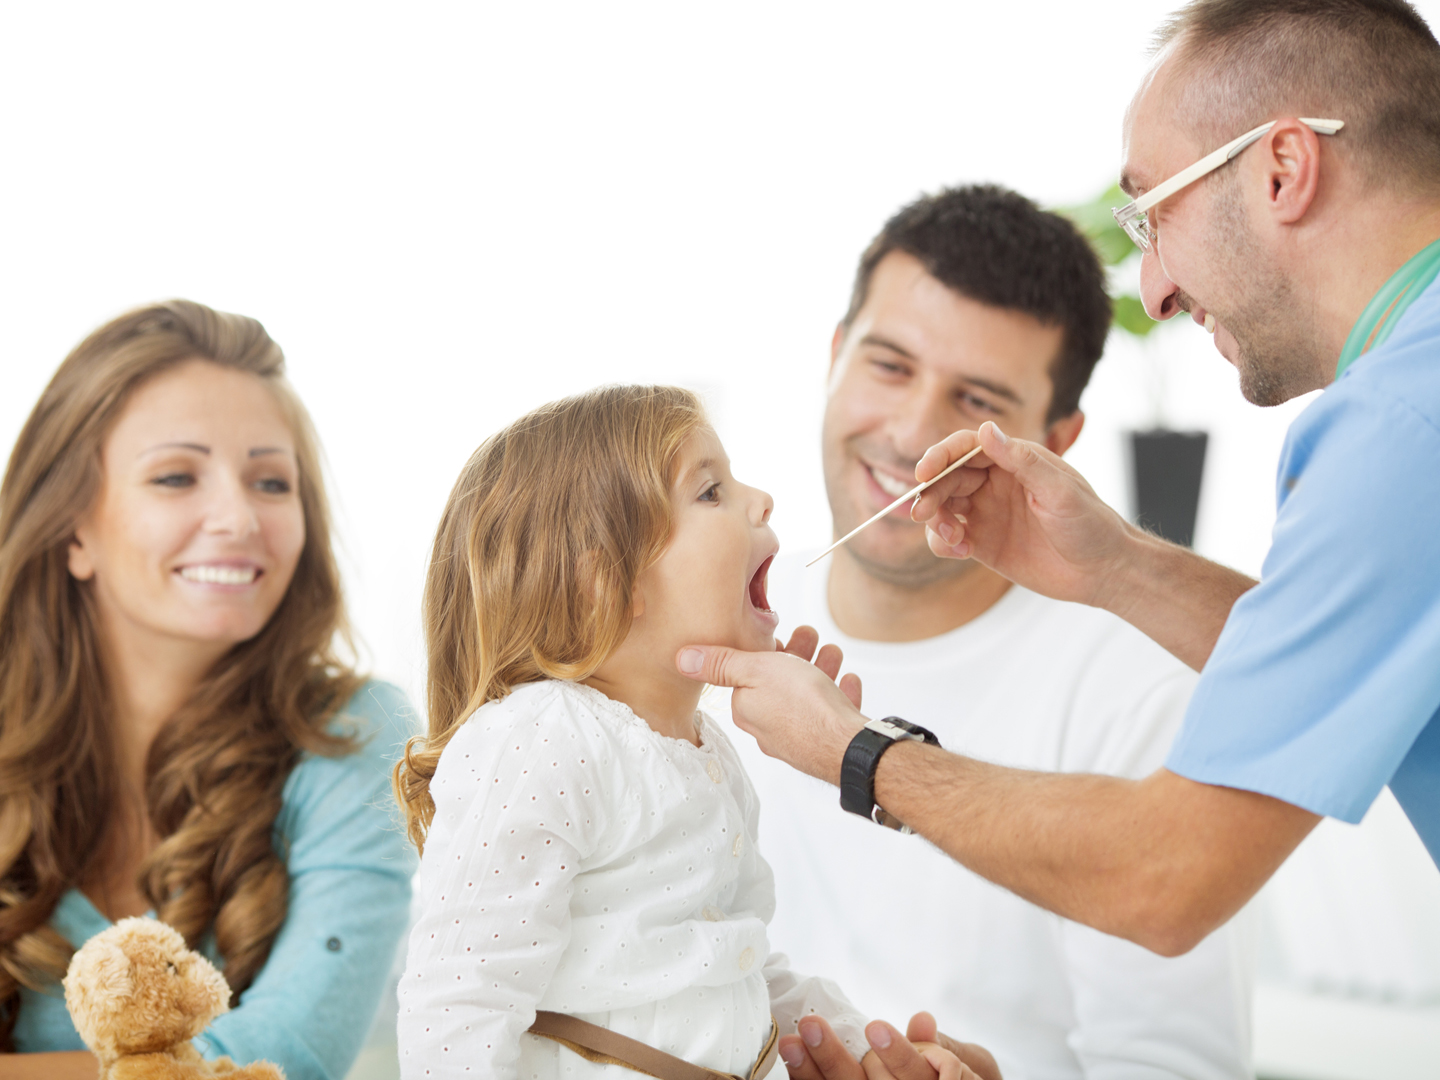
[1155,0,1440,194]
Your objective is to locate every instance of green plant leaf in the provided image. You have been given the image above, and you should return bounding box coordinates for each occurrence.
[1112,294,1159,337]
[1058,183,1137,268]
[1058,184,1162,338]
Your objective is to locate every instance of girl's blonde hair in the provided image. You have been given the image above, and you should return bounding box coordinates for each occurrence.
[394,385,707,853]
[0,301,361,1046]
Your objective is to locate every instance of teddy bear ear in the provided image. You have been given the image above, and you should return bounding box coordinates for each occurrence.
[63,934,134,1047]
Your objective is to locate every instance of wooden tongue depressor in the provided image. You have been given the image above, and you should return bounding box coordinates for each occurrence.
[806,443,987,568]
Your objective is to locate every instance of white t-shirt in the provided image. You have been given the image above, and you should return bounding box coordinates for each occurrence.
[730,553,1255,1080]
[397,678,869,1080]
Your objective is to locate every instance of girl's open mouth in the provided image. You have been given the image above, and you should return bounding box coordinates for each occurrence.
[748,554,775,615]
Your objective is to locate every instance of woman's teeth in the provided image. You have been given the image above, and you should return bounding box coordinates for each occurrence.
[180,565,258,585]
[869,467,911,498]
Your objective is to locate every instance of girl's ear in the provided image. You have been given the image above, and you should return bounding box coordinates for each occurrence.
[629,578,646,620]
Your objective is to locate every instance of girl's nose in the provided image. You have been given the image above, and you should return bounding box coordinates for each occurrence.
[754,487,774,526]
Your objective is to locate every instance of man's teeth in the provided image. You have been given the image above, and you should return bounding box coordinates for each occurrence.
[870,468,912,499]
[180,565,258,585]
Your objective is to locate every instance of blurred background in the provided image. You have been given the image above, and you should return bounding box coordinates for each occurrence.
[2,3,1437,1078]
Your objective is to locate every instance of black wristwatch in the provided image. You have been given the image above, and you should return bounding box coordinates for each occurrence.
[839,716,941,834]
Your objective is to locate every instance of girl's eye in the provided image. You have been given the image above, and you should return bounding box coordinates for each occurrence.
[699,482,721,503]
[150,473,195,489]
[254,477,293,495]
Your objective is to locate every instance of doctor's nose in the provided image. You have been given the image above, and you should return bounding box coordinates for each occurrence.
[1140,248,1184,322]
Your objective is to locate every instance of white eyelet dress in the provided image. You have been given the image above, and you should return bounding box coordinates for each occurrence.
[397,679,869,1079]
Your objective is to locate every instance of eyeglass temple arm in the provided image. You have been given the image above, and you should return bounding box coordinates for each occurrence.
[1129,118,1345,216]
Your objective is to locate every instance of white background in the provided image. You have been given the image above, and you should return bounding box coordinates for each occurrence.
[3,4,1439,1076]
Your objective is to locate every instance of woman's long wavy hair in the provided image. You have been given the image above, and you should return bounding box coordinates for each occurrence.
[394,385,707,854]
[0,300,361,1047]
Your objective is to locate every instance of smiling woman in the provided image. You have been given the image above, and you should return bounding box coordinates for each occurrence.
[0,301,414,1080]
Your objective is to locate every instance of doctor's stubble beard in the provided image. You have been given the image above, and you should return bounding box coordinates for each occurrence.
[1208,176,1328,407]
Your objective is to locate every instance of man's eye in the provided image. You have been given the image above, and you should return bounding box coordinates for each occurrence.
[959,392,998,415]
[870,359,907,376]
[150,473,194,489]
[255,478,292,495]
[699,483,721,503]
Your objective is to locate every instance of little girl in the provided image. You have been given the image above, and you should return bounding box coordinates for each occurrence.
[393,386,962,1080]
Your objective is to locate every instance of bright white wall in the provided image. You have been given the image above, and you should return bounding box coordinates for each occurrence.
[4,6,1440,1069]
[12,0,1410,701]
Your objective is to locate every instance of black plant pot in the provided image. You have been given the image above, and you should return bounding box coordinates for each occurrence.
[1128,429,1208,548]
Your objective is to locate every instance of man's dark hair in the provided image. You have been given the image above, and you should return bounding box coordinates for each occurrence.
[1156,0,1440,194]
[842,184,1111,424]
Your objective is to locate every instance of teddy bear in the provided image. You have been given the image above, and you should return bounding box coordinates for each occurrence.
[63,916,284,1080]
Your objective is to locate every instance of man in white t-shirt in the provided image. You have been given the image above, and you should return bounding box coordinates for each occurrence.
[733,185,1252,1080]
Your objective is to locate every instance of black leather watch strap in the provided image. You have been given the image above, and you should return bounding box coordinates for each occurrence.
[839,716,940,831]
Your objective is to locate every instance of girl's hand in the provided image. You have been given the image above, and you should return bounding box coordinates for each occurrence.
[779,1015,1001,1080]
[864,1041,973,1080]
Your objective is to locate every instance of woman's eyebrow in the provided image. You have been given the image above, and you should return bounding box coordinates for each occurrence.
[140,441,209,457]
[248,447,289,458]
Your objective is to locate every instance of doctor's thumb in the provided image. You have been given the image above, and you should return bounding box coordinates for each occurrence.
[980,420,1047,479]
[676,645,747,688]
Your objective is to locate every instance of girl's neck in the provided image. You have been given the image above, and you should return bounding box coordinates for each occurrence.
[582,660,703,747]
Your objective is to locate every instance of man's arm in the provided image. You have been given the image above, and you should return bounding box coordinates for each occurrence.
[875,745,1316,956]
[910,423,1255,670]
[676,645,1319,956]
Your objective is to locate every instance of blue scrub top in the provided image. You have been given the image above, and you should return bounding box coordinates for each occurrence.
[1166,276,1440,866]
[13,680,418,1080]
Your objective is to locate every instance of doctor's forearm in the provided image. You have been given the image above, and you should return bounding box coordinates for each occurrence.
[1103,528,1257,671]
[872,744,1318,956]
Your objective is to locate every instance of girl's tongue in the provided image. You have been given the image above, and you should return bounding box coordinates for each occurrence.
[748,554,775,613]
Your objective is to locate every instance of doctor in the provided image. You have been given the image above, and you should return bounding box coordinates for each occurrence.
[677,3,1440,1071]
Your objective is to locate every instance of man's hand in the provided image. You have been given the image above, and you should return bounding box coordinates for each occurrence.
[676,627,865,785]
[909,421,1135,611]
[777,1013,1000,1080]
[910,422,1256,670]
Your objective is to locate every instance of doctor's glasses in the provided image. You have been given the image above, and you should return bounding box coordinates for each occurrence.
[1112,117,1345,252]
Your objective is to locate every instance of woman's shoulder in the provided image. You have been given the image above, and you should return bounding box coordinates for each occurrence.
[332,678,421,762]
[283,678,417,807]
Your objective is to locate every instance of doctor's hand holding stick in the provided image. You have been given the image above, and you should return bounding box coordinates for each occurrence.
[677,422,1320,961]
[909,421,1255,671]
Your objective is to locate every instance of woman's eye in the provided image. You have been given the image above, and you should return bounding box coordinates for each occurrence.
[254,477,292,495]
[699,482,721,503]
[150,473,195,489]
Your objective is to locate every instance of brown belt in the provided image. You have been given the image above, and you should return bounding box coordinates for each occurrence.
[529,1010,779,1080]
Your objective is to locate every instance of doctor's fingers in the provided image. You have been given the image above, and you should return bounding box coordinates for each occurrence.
[780,625,821,661]
[781,631,862,708]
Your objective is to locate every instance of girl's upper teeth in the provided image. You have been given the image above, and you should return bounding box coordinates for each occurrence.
[181,565,258,585]
[871,468,911,498]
